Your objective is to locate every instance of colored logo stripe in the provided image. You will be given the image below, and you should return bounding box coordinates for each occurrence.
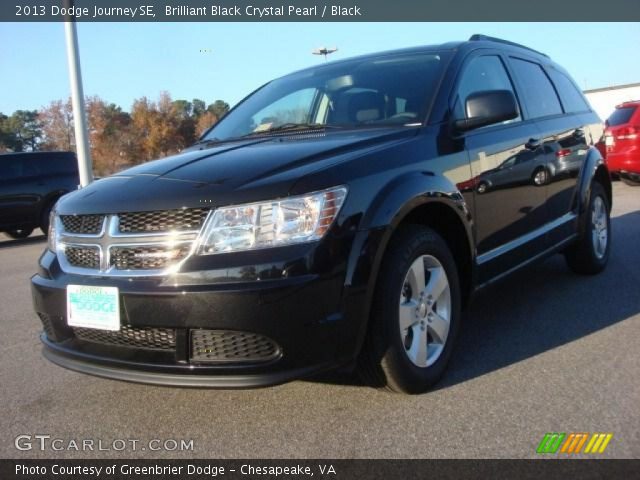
[537,433,566,453]
[584,433,613,453]
[538,433,613,454]
[560,433,589,453]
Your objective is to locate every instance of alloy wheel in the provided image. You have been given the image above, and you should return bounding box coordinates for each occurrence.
[591,195,608,259]
[399,255,451,368]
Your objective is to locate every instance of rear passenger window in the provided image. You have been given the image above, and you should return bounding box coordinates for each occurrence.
[548,69,590,113]
[510,58,562,118]
[455,55,521,122]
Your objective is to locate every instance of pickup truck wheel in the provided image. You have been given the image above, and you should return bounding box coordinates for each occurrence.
[358,225,461,394]
[565,182,610,274]
[5,228,34,240]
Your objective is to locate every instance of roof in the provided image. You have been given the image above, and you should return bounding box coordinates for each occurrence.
[584,82,640,94]
[285,35,550,79]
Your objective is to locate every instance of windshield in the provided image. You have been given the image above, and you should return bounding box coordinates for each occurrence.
[202,52,447,142]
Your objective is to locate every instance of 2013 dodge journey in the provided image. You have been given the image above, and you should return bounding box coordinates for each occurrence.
[31,35,612,393]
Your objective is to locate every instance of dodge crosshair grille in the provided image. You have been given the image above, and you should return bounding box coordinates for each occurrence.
[54,208,209,276]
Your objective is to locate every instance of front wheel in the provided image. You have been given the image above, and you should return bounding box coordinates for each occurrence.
[565,182,611,274]
[358,225,461,394]
[4,228,34,240]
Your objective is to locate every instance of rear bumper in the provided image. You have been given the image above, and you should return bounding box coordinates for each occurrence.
[31,239,366,387]
[606,149,640,173]
[619,170,640,183]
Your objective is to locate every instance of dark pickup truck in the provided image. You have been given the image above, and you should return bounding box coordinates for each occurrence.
[1,151,79,238]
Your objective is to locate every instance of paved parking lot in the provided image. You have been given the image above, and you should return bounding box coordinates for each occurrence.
[1,182,638,459]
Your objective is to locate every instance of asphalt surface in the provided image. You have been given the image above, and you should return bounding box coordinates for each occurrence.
[1,182,638,459]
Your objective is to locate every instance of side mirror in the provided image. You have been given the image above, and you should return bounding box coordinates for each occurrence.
[454,90,518,132]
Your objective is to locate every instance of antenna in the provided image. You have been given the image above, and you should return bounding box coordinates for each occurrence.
[312,47,338,61]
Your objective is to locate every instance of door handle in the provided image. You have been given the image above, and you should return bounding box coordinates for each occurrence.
[525,138,541,150]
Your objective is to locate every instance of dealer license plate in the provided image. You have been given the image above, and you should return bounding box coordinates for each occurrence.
[66,285,120,331]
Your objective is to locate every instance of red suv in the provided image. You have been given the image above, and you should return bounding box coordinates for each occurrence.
[604,100,640,186]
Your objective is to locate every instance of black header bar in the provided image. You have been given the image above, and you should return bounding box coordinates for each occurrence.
[4,0,640,22]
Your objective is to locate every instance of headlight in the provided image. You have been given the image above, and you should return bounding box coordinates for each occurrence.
[198,186,347,254]
[47,210,57,252]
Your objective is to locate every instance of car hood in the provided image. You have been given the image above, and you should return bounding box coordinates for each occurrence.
[57,128,414,214]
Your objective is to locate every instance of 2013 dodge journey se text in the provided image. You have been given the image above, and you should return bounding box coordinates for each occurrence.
[31,35,612,393]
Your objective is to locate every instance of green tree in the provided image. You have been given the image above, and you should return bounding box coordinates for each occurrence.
[192,99,207,117]
[0,113,11,151]
[3,110,42,151]
[208,100,230,120]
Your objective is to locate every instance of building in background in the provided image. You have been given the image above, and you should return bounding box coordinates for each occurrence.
[584,82,640,122]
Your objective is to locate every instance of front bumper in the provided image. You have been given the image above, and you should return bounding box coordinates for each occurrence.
[31,241,364,387]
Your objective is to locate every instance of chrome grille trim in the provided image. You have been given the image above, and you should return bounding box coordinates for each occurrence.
[55,210,211,277]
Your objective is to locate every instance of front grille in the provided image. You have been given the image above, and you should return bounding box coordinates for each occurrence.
[73,325,177,351]
[60,215,105,234]
[111,245,192,270]
[191,330,281,364]
[57,208,208,274]
[65,246,100,269]
[118,208,209,233]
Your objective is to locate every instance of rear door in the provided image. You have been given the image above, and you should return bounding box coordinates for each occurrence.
[508,57,593,244]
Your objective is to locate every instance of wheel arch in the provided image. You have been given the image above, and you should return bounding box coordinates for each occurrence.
[347,172,476,358]
[576,146,611,235]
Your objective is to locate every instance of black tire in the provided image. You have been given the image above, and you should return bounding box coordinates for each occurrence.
[358,225,461,394]
[5,228,34,240]
[621,177,640,187]
[565,182,611,275]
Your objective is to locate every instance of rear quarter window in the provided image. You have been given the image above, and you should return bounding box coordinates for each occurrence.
[548,68,590,113]
[510,58,563,119]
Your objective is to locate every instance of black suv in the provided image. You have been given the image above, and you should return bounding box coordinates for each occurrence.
[31,36,611,393]
[1,151,79,239]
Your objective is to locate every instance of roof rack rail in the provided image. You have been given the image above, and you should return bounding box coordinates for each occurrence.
[468,34,549,58]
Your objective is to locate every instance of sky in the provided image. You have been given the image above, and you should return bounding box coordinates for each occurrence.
[1,22,639,113]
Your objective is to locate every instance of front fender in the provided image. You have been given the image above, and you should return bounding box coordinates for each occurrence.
[360,171,473,232]
[342,172,475,357]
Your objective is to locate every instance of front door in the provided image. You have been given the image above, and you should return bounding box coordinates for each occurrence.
[452,53,549,280]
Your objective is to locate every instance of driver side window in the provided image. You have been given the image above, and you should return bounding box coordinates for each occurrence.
[455,55,521,124]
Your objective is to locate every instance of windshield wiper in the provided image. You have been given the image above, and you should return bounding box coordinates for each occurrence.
[241,123,345,137]
[195,124,344,147]
[264,123,341,132]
